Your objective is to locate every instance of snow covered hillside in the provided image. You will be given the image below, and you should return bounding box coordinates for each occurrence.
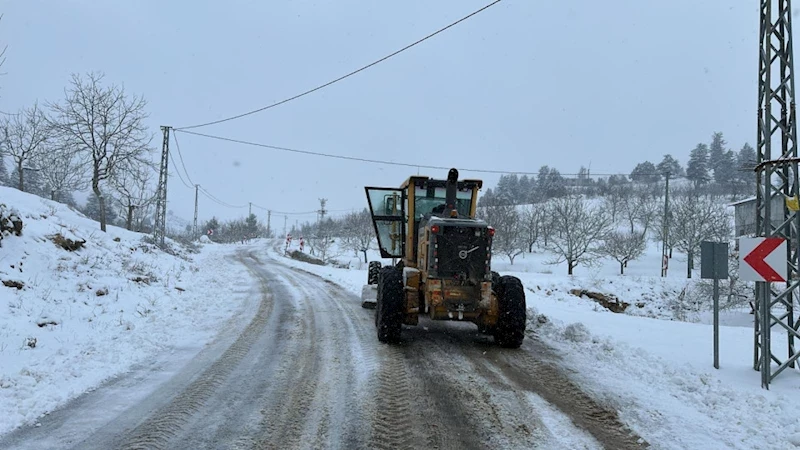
[274,235,800,450]
[0,187,255,436]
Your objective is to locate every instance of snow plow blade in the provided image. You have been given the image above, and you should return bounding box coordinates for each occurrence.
[361,284,377,309]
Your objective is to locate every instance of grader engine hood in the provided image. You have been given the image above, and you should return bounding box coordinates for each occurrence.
[426,217,492,283]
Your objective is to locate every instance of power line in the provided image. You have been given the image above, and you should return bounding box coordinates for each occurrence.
[251,202,357,215]
[167,149,194,189]
[171,131,195,186]
[198,185,248,209]
[175,129,685,178]
[174,134,365,216]
[174,0,503,131]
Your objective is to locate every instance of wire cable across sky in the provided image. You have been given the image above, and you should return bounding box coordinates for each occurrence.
[175,129,681,178]
[174,0,503,131]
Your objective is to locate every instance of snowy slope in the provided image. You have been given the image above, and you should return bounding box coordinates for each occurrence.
[271,237,800,450]
[0,187,255,436]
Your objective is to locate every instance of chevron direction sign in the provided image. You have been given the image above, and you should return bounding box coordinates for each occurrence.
[739,237,787,282]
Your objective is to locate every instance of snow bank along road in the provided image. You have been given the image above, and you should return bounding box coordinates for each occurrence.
[0,248,649,449]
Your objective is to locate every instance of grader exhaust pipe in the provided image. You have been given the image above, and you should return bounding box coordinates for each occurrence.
[444,168,459,216]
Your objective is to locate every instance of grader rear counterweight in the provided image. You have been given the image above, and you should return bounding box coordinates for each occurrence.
[361,168,527,348]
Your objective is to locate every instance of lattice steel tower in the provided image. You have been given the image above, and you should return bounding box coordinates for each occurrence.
[754,0,800,388]
[153,126,171,247]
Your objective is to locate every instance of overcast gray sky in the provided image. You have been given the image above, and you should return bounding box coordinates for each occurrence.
[0,1,758,225]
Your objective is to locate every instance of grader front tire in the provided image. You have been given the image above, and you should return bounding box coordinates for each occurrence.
[376,267,404,344]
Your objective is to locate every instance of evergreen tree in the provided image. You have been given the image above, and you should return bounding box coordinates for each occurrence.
[202,217,220,239]
[59,191,79,208]
[629,161,661,183]
[715,150,737,193]
[656,154,683,177]
[576,166,595,195]
[518,175,532,203]
[0,156,8,186]
[736,143,757,179]
[495,174,519,204]
[537,166,566,199]
[686,143,711,187]
[83,193,117,224]
[709,132,728,184]
[9,166,47,197]
[245,213,259,238]
[478,188,495,206]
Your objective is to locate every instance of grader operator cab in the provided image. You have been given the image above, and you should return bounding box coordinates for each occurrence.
[362,168,527,348]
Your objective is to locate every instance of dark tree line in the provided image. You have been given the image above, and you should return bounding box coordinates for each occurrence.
[481,131,756,207]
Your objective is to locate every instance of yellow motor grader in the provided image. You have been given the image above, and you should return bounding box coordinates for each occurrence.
[361,168,527,348]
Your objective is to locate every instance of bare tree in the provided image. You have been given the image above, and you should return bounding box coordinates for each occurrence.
[311,217,338,262]
[110,160,156,231]
[520,204,544,252]
[621,188,660,236]
[48,72,152,231]
[0,14,6,95]
[32,140,89,201]
[601,231,646,275]
[547,196,612,275]
[671,194,732,278]
[603,184,629,222]
[0,102,50,192]
[340,209,375,263]
[634,195,660,238]
[480,203,523,264]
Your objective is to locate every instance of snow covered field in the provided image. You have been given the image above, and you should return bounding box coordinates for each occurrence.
[0,187,256,436]
[3,181,800,448]
[276,234,800,449]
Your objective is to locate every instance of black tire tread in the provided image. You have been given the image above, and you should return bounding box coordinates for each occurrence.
[368,261,382,285]
[494,275,526,348]
[376,266,404,343]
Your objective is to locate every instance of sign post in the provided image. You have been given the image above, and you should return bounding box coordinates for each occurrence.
[701,241,729,369]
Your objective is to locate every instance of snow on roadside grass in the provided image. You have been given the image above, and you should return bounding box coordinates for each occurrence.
[267,240,800,450]
[526,305,800,449]
[0,187,255,436]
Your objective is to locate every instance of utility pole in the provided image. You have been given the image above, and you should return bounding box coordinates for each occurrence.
[284,215,288,237]
[193,184,199,238]
[267,210,272,238]
[249,202,252,216]
[318,198,328,224]
[153,126,170,247]
[754,0,800,389]
[661,172,670,277]
[317,198,328,258]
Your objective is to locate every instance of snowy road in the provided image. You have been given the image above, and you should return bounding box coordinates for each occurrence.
[0,248,648,449]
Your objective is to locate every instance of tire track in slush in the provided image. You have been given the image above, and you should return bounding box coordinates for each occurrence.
[279,264,382,449]
[251,268,322,450]
[482,338,649,449]
[368,346,419,450]
[112,254,275,450]
[405,325,549,450]
[272,251,647,449]
[273,263,420,450]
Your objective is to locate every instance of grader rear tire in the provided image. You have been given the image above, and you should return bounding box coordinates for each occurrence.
[368,261,382,285]
[494,275,526,349]
[376,266,404,343]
